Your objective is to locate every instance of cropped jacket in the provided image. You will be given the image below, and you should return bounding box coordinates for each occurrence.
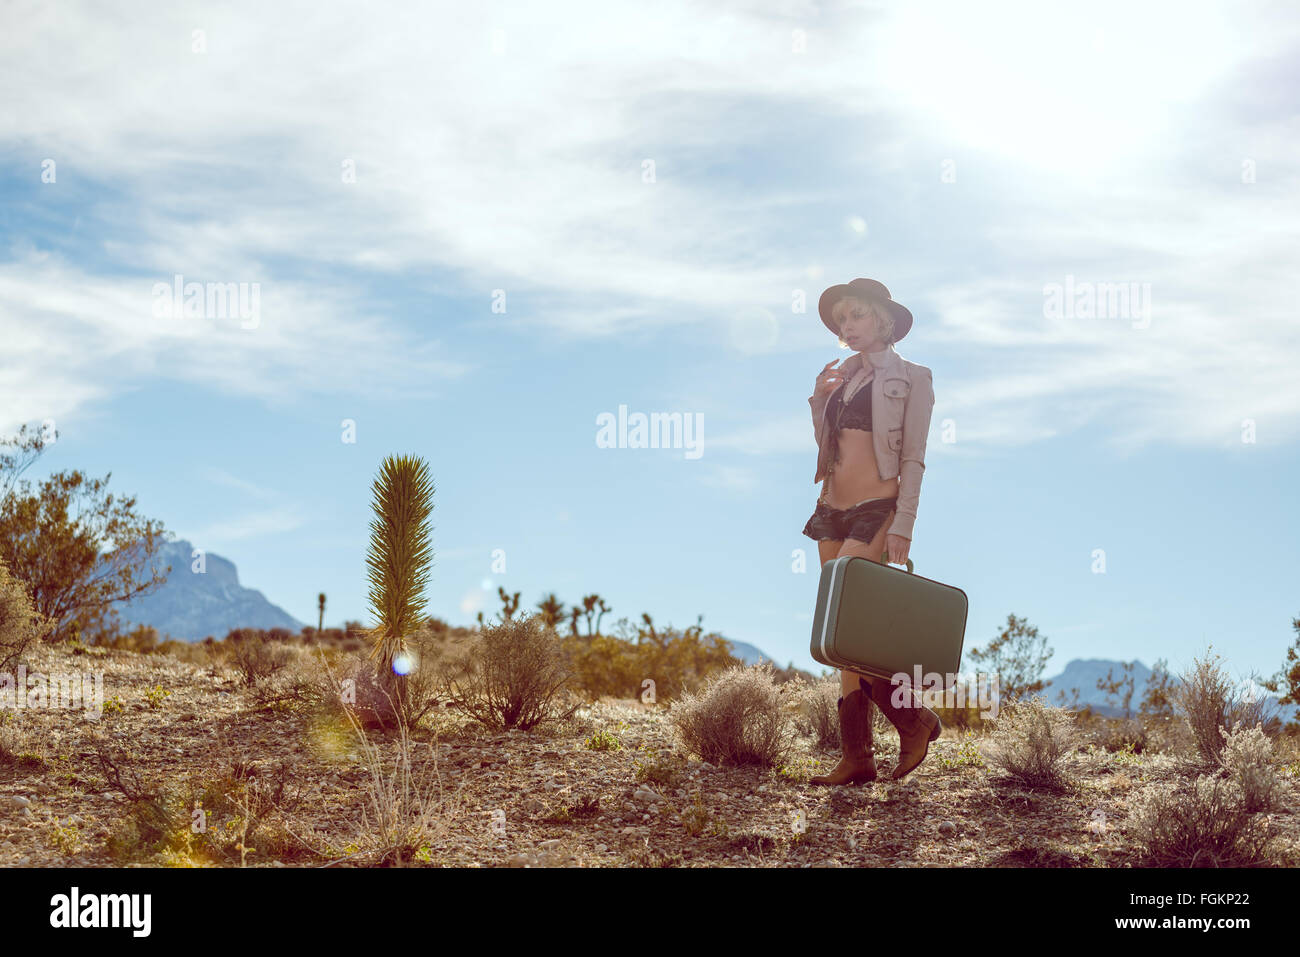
[808,343,935,541]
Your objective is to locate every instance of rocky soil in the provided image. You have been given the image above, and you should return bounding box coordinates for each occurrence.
[2,643,1298,867]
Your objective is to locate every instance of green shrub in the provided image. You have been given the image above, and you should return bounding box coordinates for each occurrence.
[0,556,52,671]
[583,727,623,751]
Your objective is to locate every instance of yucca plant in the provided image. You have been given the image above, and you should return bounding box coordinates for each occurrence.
[364,454,435,718]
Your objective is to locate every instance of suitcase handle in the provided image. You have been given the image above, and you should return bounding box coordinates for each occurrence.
[880,551,914,574]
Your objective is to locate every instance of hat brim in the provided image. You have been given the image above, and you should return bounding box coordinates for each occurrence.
[818,284,913,343]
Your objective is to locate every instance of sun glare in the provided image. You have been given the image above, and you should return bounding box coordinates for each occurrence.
[877,1,1237,171]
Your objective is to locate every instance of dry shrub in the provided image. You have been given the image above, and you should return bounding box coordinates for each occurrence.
[984,694,1081,790]
[311,652,401,730]
[669,661,798,767]
[1127,774,1278,867]
[245,645,323,710]
[348,717,466,866]
[95,624,160,654]
[795,675,841,750]
[97,741,318,865]
[314,624,454,730]
[1090,716,1149,754]
[1139,714,1192,756]
[0,556,52,671]
[1172,650,1280,768]
[184,758,315,865]
[0,713,47,768]
[294,681,470,866]
[390,622,448,725]
[561,617,740,703]
[1218,720,1284,813]
[229,631,293,686]
[154,639,217,667]
[443,614,579,731]
[792,674,889,750]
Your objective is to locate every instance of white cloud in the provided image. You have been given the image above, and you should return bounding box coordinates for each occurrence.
[184,507,307,545]
[201,467,275,500]
[0,250,468,432]
[3,0,1298,456]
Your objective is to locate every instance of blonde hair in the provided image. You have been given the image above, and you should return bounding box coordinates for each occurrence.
[832,296,896,346]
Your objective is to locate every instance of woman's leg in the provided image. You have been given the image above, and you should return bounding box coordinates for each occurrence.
[834,506,941,779]
[834,508,895,696]
[811,528,881,786]
[817,538,842,568]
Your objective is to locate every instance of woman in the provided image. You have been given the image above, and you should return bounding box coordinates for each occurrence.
[803,278,941,785]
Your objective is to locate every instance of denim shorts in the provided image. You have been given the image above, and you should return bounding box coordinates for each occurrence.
[802,495,896,543]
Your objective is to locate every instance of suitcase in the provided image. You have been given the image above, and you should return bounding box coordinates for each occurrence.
[810,553,968,690]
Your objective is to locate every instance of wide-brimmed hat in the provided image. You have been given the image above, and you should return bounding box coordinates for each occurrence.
[817,278,913,343]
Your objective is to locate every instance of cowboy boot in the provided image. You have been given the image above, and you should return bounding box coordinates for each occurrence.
[869,677,941,779]
[810,686,877,785]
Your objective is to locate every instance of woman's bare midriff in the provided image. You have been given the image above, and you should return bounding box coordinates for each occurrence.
[824,429,900,509]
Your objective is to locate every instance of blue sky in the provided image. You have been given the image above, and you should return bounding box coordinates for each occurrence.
[2,0,1298,688]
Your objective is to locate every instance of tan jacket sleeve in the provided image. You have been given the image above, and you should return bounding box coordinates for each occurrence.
[886,366,934,541]
[809,392,829,445]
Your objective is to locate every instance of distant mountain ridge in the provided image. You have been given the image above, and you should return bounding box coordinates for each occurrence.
[114,538,305,641]
[1043,657,1298,722]
[725,639,771,666]
[1043,658,1156,714]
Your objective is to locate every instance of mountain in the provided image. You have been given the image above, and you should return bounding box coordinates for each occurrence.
[1042,657,1298,723]
[1043,658,1156,715]
[113,538,306,641]
[724,639,772,666]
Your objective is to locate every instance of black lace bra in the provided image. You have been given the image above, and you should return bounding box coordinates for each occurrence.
[828,376,873,432]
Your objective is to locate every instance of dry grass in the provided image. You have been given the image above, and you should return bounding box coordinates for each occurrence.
[982,695,1081,791]
[790,674,890,751]
[329,702,469,866]
[1127,773,1277,867]
[0,635,1296,869]
[1218,720,1285,813]
[1172,650,1281,768]
[442,614,580,732]
[229,633,294,686]
[670,662,798,767]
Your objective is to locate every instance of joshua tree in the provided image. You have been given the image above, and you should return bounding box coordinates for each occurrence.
[496,586,521,620]
[317,592,327,636]
[536,592,565,629]
[364,454,435,712]
[577,594,610,636]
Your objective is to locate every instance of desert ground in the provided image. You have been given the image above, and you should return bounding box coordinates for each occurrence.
[2,642,1297,868]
